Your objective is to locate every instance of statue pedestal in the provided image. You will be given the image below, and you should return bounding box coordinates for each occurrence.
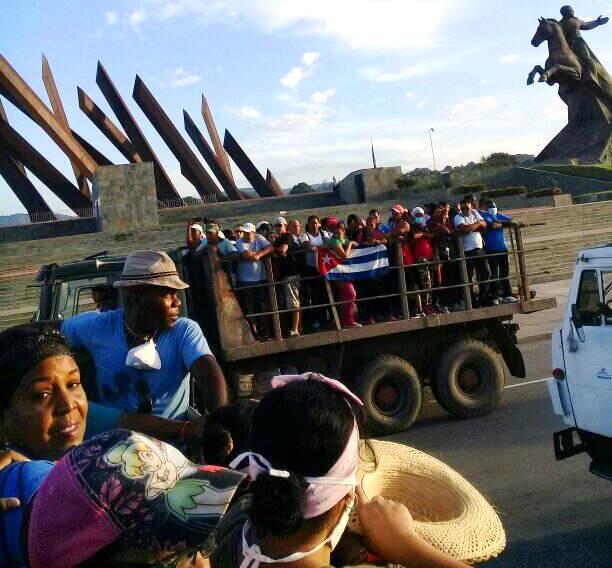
[536,85,611,164]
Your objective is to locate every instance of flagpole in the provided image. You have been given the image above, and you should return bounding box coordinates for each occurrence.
[371,138,377,169]
[428,128,437,171]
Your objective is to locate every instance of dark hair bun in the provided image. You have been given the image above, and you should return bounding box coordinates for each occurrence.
[250,472,306,537]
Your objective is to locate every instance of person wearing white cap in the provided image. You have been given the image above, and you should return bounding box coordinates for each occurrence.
[236,224,274,339]
[185,219,205,250]
[61,250,228,421]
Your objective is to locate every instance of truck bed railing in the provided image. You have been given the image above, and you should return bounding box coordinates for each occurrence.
[208,224,538,342]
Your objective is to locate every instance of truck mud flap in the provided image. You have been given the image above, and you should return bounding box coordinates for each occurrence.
[554,427,586,460]
[487,320,525,378]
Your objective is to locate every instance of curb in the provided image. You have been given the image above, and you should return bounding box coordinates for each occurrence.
[517,332,553,344]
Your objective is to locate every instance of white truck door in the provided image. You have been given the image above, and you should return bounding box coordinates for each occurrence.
[561,268,612,437]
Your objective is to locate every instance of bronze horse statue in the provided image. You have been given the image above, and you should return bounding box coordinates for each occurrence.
[527,16,612,106]
[527,18,581,90]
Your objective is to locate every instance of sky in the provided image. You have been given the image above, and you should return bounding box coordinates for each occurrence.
[1,0,611,215]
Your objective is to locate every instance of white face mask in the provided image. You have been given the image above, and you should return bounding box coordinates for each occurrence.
[240,493,355,568]
[488,207,498,217]
[125,339,161,370]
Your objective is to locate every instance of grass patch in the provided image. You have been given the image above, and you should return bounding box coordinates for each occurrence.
[534,164,612,182]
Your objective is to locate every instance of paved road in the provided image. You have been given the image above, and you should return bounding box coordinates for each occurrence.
[385,338,612,568]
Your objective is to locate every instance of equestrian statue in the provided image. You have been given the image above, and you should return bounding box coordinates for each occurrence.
[527,5,611,164]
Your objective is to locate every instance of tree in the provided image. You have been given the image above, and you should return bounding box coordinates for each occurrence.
[480,153,518,168]
[290,182,314,195]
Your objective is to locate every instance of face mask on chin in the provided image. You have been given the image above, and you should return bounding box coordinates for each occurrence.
[125,339,161,370]
[241,492,355,567]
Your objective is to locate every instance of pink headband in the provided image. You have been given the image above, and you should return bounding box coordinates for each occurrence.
[231,372,361,518]
[230,421,359,519]
[270,372,363,407]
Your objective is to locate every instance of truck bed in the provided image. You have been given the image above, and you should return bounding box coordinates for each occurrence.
[220,297,557,361]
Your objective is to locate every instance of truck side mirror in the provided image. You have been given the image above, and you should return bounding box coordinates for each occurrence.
[571,304,586,342]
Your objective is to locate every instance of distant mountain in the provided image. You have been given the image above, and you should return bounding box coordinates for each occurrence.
[0,213,31,227]
[0,212,75,227]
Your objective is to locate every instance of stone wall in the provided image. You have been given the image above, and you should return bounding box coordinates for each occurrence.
[93,163,159,233]
[158,191,342,225]
[0,217,97,244]
[337,167,402,203]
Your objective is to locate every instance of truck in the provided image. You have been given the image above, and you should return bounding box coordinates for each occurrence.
[34,225,556,435]
[547,244,612,480]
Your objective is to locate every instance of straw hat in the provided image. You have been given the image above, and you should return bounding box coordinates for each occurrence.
[348,440,506,564]
[113,250,189,290]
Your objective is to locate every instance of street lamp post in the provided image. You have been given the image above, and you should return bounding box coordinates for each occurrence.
[428,127,437,171]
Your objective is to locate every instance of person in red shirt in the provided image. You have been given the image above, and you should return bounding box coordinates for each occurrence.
[411,207,436,315]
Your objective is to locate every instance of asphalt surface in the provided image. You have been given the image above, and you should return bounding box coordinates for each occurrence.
[384,338,612,568]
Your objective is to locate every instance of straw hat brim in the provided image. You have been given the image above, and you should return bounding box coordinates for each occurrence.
[348,440,506,564]
[113,276,189,290]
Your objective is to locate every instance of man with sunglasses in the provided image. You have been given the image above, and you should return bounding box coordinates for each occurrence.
[273,217,303,337]
[453,199,494,307]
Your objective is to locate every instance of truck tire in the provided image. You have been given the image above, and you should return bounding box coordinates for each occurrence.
[354,355,422,435]
[433,340,505,419]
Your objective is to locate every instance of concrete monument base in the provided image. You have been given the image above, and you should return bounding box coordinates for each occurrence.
[93,162,159,233]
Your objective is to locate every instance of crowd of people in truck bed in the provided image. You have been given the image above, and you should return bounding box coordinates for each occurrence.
[185,193,518,338]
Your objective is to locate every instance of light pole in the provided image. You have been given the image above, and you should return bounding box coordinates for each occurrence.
[428,127,437,171]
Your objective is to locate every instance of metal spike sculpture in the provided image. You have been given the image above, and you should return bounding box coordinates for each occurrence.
[132,75,225,200]
[41,55,91,199]
[223,130,281,198]
[0,54,97,178]
[96,62,180,201]
[0,116,91,213]
[183,110,244,200]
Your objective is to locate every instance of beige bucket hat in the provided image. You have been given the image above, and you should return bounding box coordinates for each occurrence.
[113,250,189,290]
[348,440,506,564]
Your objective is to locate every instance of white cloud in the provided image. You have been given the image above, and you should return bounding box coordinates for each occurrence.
[301,52,320,67]
[499,53,520,64]
[445,96,501,117]
[105,11,118,25]
[129,0,466,53]
[405,92,414,99]
[280,66,306,88]
[311,88,335,104]
[169,67,202,88]
[362,64,430,83]
[128,9,147,29]
[240,105,262,119]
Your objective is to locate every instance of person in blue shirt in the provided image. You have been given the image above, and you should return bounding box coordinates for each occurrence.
[61,251,228,425]
[479,200,518,303]
[197,222,238,257]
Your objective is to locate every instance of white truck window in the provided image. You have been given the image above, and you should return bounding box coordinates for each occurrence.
[603,272,612,326]
[576,269,601,326]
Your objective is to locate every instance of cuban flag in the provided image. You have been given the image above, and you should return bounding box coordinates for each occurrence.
[318,244,389,281]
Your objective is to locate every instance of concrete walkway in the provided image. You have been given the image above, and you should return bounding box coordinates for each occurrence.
[516,279,570,342]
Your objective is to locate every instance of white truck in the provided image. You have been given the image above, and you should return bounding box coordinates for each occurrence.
[548,244,612,480]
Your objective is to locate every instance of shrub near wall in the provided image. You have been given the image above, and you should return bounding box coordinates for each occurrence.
[525,187,562,198]
[479,186,527,198]
[451,183,486,195]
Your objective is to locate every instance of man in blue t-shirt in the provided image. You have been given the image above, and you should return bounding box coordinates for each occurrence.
[479,200,518,303]
[197,222,237,257]
[235,223,274,340]
[61,250,228,424]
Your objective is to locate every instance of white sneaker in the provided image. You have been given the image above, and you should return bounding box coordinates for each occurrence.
[503,296,518,303]
[288,330,300,337]
[490,298,500,306]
